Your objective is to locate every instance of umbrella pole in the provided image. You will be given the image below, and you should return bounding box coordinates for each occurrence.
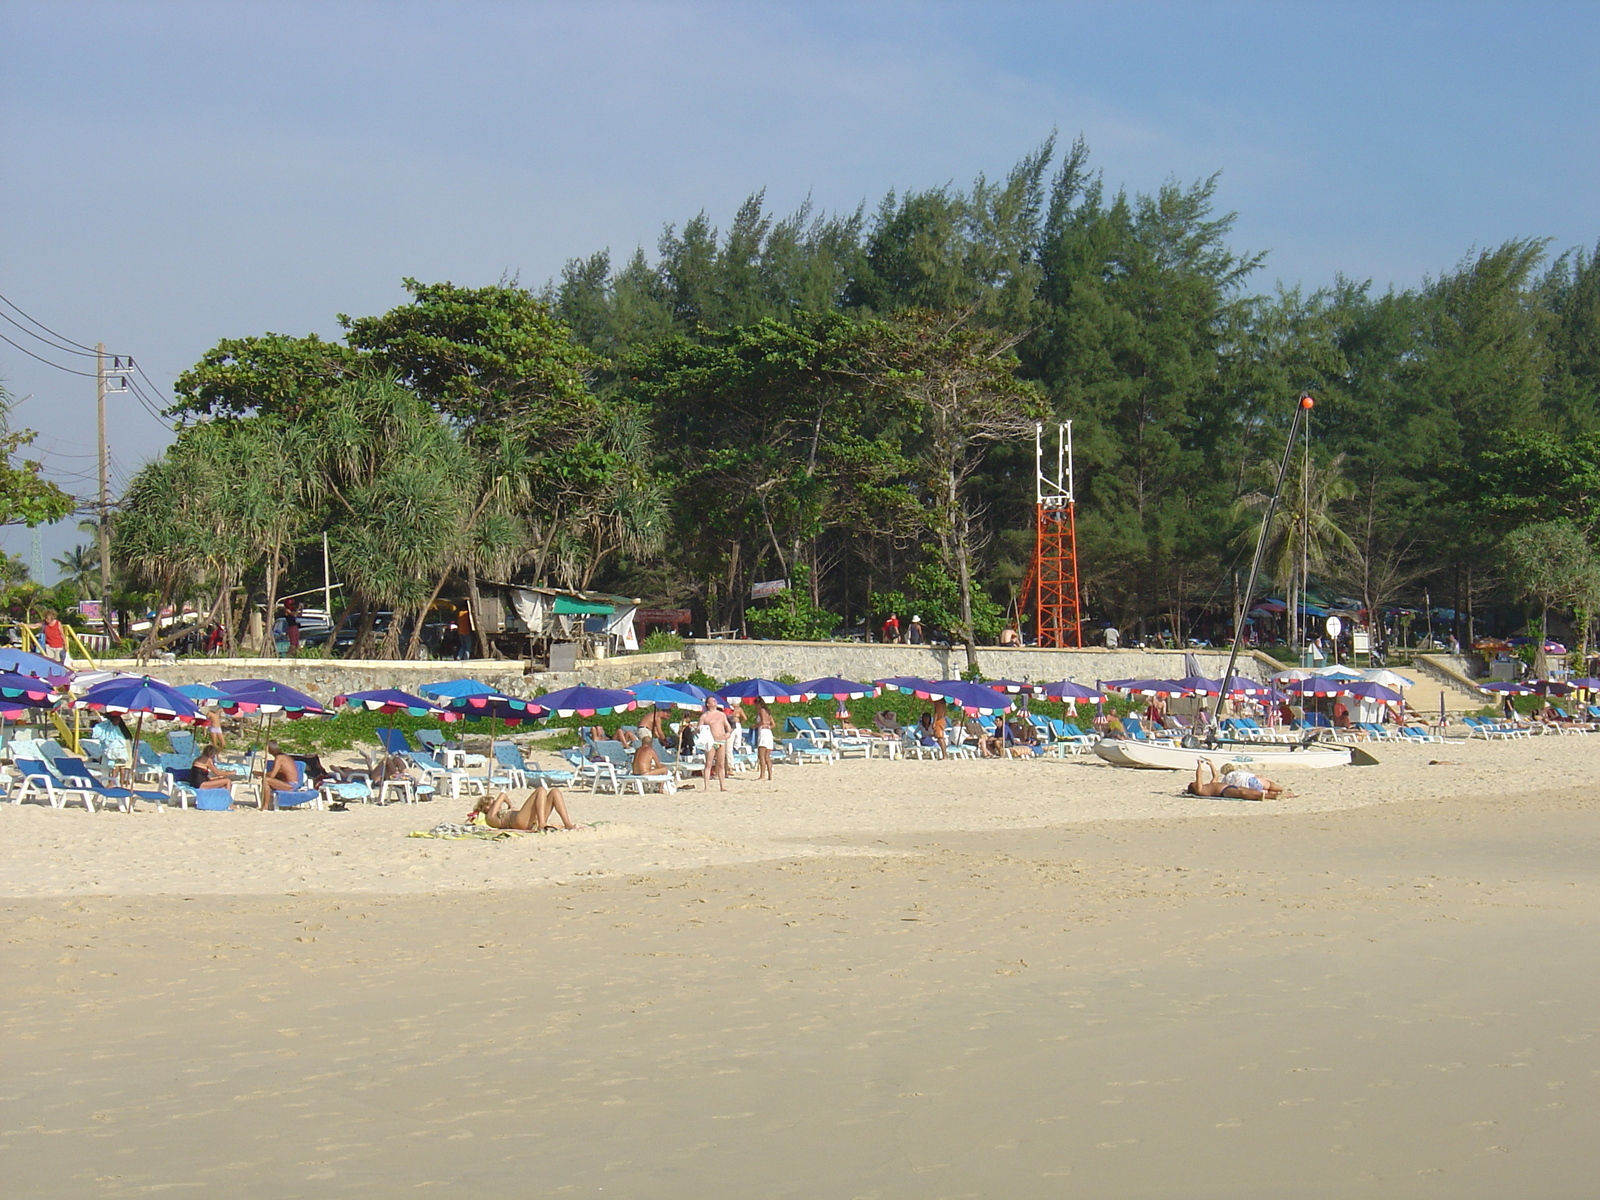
[131,712,145,790]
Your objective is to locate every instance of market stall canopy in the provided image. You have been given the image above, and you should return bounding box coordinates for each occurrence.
[552,597,614,616]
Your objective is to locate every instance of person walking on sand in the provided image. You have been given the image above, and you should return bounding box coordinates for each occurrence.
[697,697,732,791]
[753,699,775,780]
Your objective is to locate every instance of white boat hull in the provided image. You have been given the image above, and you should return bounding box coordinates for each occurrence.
[1093,737,1352,770]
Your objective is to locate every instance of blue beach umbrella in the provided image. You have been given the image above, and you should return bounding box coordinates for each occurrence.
[176,682,228,704]
[793,677,880,701]
[983,679,1036,695]
[418,678,499,701]
[73,675,202,769]
[875,676,936,695]
[0,647,73,682]
[715,678,815,706]
[334,688,458,720]
[1037,680,1103,701]
[212,678,330,718]
[916,679,1014,715]
[628,681,705,710]
[531,685,638,718]
[0,670,62,720]
[440,692,547,727]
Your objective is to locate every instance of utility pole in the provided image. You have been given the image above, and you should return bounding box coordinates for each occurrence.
[96,343,110,602]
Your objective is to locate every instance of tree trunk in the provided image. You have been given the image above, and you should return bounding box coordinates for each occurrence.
[954,503,979,675]
[407,567,454,659]
[466,561,489,658]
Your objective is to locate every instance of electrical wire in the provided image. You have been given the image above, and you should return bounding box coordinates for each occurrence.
[0,308,101,358]
[0,330,103,378]
[0,290,101,355]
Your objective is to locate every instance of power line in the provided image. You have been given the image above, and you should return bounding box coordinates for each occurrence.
[0,290,100,355]
[0,308,101,358]
[0,330,103,378]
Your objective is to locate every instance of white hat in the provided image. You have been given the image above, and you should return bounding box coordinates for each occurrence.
[912,615,922,622]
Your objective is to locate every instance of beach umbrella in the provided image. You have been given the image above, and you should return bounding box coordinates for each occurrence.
[635,677,715,702]
[627,680,707,709]
[1037,680,1103,701]
[1280,676,1354,697]
[531,685,638,717]
[176,682,228,704]
[983,679,1037,694]
[1564,677,1600,690]
[715,678,815,705]
[1318,666,1365,680]
[794,676,880,701]
[914,679,1014,715]
[333,688,458,719]
[1174,674,1222,694]
[1106,678,1192,697]
[0,647,72,682]
[1344,681,1402,702]
[417,678,500,701]
[1533,679,1571,696]
[1360,669,1415,690]
[73,675,202,771]
[876,676,936,694]
[212,679,331,718]
[1479,681,1536,695]
[442,691,548,727]
[0,670,62,720]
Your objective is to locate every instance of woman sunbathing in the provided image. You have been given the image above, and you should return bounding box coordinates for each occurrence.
[1185,758,1292,801]
[471,787,577,831]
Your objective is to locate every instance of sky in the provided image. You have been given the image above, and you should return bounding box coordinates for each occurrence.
[2,0,1597,579]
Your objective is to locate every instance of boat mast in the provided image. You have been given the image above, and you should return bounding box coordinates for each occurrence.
[1212,395,1315,728]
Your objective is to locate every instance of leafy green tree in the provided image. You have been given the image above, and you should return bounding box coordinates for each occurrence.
[169,333,362,420]
[745,565,840,640]
[1502,521,1600,669]
[0,386,74,529]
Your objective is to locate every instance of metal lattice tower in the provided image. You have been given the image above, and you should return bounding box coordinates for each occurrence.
[1032,422,1083,648]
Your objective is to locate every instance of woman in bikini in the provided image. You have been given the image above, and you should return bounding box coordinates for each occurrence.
[471,786,577,831]
[1185,758,1292,800]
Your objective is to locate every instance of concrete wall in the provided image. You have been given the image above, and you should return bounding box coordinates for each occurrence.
[680,640,1277,685]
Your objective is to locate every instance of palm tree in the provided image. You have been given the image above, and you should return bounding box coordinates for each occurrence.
[52,543,99,594]
[1235,452,1356,648]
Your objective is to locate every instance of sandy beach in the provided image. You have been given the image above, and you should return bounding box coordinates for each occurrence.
[4,739,1598,1196]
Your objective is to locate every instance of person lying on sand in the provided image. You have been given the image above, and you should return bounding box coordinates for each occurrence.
[1185,758,1293,801]
[471,788,578,831]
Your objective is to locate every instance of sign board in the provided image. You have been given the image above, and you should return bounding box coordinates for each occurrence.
[75,599,103,621]
[1325,616,1343,638]
[635,608,692,626]
[1352,631,1370,653]
[750,579,789,600]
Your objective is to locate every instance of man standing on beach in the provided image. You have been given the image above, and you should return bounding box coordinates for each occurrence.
[697,697,732,791]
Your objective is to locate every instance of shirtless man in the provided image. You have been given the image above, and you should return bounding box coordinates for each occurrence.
[260,742,299,810]
[697,697,732,792]
[472,787,576,830]
[631,738,687,790]
[752,699,775,780]
[636,706,665,742]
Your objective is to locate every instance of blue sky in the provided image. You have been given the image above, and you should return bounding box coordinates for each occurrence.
[2,0,1597,578]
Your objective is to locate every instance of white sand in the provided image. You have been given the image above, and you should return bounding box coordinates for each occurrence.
[4,736,1598,1197]
[0,737,1576,897]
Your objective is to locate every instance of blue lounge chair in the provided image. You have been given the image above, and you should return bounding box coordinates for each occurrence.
[50,756,170,813]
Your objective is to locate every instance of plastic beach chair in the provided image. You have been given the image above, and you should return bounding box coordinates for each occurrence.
[50,756,170,813]
[13,757,99,811]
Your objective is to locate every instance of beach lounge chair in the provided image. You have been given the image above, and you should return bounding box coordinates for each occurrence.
[270,759,323,809]
[169,730,199,759]
[404,749,487,799]
[416,728,486,768]
[785,737,838,764]
[13,757,101,811]
[50,756,171,813]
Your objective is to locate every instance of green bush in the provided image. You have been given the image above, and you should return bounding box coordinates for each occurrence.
[639,631,684,654]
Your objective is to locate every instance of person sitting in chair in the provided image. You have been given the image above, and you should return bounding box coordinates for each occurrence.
[260,742,300,810]
[190,746,235,791]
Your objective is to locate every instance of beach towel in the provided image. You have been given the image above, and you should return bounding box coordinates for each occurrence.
[409,822,525,840]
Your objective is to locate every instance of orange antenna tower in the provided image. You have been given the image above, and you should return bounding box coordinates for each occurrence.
[1032,421,1083,647]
